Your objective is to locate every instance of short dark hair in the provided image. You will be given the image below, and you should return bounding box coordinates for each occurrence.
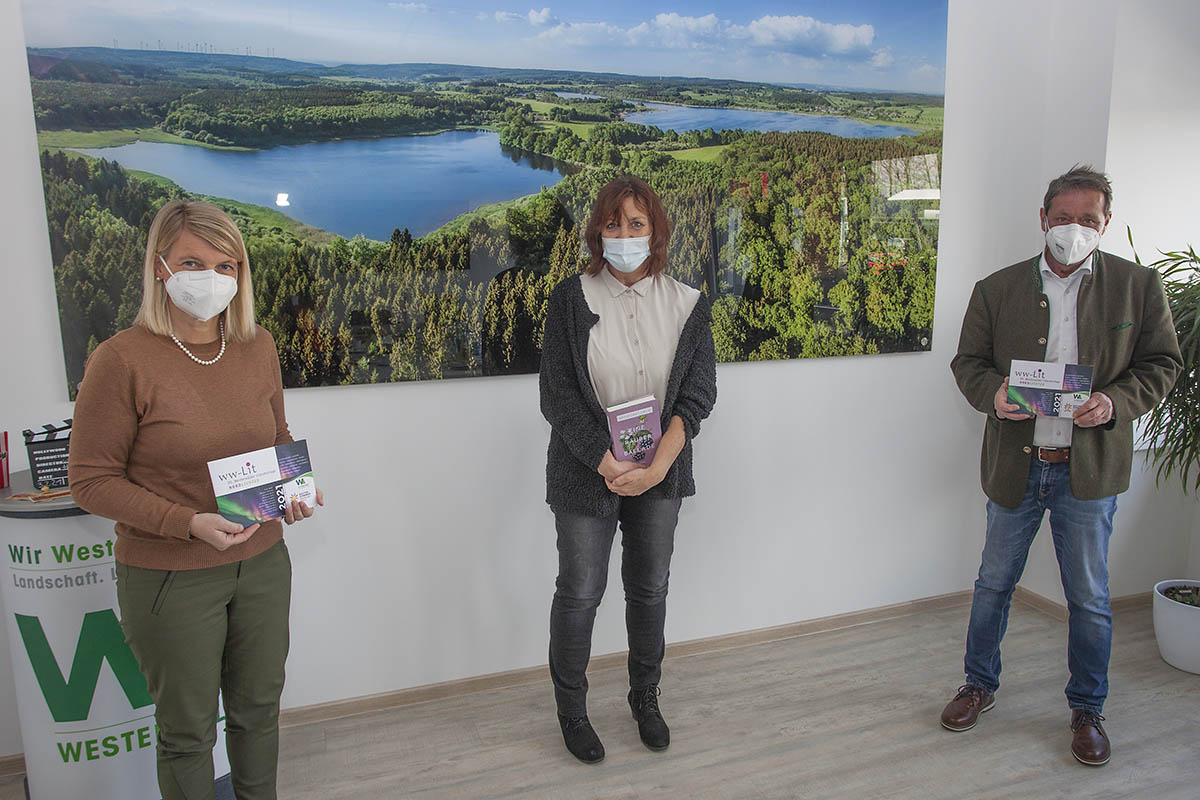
[584,176,671,277]
[1043,164,1113,215]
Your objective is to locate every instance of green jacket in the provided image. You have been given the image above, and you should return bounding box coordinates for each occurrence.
[951,250,1182,508]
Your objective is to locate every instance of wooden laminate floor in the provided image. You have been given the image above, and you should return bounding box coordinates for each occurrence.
[1,600,1194,798]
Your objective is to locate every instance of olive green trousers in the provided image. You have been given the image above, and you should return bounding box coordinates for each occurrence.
[117,540,291,800]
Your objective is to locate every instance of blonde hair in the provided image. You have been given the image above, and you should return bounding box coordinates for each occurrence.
[134,199,257,342]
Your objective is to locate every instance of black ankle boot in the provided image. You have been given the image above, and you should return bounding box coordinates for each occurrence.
[628,685,670,751]
[558,714,605,763]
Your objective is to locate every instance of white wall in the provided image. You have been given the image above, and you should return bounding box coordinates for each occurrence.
[1019,0,1200,602]
[1104,0,1200,265]
[1106,0,1200,584]
[0,0,76,758]
[0,0,1195,759]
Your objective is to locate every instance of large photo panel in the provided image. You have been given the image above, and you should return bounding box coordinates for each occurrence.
[21,1,947,393]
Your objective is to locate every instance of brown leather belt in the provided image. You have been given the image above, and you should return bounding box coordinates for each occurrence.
[1031,446,1070,463]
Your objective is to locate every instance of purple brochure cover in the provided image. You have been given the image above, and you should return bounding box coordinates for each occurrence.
[208,440,316,527]
[606,396,662,466]
[1007,361,1094,417]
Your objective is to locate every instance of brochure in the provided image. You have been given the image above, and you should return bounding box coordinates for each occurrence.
[1007,360,1093,418]
[605,395,662,466]
[8,488,72,503]
[207,440,316,527]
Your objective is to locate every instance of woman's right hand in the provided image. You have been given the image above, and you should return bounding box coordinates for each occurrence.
[188,513,260,551]
[597,450,640,482]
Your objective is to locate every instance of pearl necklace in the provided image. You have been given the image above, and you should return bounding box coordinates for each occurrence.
[171,320,226,366]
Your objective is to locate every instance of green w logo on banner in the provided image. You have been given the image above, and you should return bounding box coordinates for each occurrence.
[15,611,152,722]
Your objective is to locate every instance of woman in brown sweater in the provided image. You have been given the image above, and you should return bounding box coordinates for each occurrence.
[69,199,323,800]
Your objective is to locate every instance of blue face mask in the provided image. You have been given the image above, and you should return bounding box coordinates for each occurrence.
[602,236,651,273]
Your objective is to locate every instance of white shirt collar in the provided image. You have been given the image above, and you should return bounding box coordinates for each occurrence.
[599,266,653,297]
[1039,250,1094,283]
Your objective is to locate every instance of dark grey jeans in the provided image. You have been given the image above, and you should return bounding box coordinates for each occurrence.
[549,495,682,717]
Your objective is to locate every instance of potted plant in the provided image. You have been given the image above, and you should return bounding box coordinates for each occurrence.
[1152,580,1200,673]
[1136,238,1200,674]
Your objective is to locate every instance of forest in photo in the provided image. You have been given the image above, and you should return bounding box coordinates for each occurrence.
[27,47,943,395]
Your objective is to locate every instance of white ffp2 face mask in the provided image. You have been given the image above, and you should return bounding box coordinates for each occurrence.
[602,235,652,273]
[1044,222,1101,266]
[159,255,238,322]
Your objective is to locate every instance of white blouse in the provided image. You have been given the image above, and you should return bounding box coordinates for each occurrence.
[580,267,700,411]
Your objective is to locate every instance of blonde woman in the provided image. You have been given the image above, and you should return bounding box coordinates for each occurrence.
[69,199,322,800]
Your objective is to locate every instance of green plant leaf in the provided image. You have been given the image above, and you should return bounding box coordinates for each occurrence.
[1140,242,1200,492]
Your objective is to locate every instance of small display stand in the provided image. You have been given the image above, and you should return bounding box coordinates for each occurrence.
[0,471,232,799]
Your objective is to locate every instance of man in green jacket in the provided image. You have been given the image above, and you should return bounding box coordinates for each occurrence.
[941,165,1181,766]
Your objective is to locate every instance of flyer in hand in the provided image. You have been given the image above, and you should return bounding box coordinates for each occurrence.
[207,440,317,526]
[605,395,662,466]
[1007,360,1093,418]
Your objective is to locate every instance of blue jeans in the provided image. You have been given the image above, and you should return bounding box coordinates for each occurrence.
[964,460,1117,712]
[549,496,681,717]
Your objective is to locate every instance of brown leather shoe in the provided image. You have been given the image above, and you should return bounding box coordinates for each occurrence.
[1070,710,1110,766]
[939,684,995,731]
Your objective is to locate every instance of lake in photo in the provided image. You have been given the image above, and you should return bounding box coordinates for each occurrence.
[625,101,919,137]
[74,130,571,240]
[73,104,920,242]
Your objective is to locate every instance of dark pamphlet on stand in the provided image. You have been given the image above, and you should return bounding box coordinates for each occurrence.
[22,419,72,490]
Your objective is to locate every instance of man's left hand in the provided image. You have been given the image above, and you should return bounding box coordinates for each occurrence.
[1073,392,1114,428]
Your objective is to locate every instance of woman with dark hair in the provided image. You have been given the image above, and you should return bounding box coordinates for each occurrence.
[539,176,717,763]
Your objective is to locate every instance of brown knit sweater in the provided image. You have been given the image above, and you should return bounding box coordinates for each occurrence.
[69,324,291,570]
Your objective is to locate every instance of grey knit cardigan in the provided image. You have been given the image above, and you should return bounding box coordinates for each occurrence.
[539,274,718,517]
